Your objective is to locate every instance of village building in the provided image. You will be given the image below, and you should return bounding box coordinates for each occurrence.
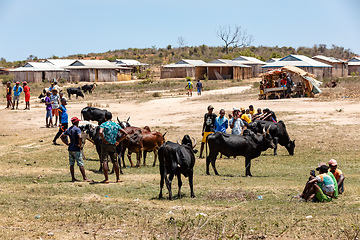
[266,58,281,63]
[65,60,131,82]
[312,55,348,77]
[0,67,9,76]
[347,57,360,75]
[45,59,77,68]
[160,59,206,79]
[114,59,149,73]
[262,55,332,78]
[232,56,266,77]
[195,59,252,80]
[9,62,69,83]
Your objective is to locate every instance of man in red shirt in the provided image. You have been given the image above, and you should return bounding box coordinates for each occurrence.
[23,81,31,110]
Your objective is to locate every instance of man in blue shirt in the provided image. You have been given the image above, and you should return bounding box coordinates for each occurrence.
[99,111,127,183]
[61,117,92,182]
[53,98,68,145]
[12,81,23,110]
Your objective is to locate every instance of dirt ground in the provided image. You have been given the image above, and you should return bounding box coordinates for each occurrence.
[1,80,360,239]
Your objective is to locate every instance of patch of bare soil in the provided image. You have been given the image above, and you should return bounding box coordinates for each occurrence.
[206,188,256,201]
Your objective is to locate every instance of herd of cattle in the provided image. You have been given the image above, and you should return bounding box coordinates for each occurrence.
[77,106,295,200]
[38,84,97,102]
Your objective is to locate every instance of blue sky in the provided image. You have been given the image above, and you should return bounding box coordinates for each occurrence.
[0,0,359,61]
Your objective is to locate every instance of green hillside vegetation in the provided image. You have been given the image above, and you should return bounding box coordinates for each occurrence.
[0,44,357,68]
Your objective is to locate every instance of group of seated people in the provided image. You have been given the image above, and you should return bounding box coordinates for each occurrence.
[300,159,345,202]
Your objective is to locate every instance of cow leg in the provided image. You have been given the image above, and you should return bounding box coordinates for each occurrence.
[136,152,141,167]
[143,151,147,166]
[206,151,219,175]
[117,154,123,174]
[177,173,182,199]
[121,147,127,168]
[152,149,157,167]
[245,157,252,177]
[273,137,279,156]
[165,172,175,200]
[127,151,135,167]
[189,169,195,198]
[159,166,165,199]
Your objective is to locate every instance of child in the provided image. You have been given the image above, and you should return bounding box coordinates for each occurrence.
[185,79,193,97]
[23,81,31,110]
[45,92,53,128]
[5,82,13,109]
[12,81,23,110]
[53,98,68,145]
[50,89,60,126]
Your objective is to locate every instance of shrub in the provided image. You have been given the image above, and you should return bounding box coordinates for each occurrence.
[152,92,161,97]
[59,78,67,84]
[1,75,14,85]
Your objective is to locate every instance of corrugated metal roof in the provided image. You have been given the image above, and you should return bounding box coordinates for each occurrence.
[266,58,281,63]
[347,57,360,65]
[200,59,251,68]
[163,59,206,68]
[232,56,266,65]
[66,60,130,69]
[45,59,77,68]
[263,55,332,68]
[10,62,67,71]
[115,59,148,66]
[312,55,345,63]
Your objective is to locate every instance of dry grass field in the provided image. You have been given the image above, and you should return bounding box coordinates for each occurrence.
[1,77,360,239]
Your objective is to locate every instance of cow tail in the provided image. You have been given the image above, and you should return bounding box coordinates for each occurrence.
[205,134,208,160]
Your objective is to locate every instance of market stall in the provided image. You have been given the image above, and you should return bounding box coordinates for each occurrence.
[259,65,322,100]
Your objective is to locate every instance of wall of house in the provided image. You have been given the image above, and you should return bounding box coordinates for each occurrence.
[10,71,69,83]
[160,67,195,79]
[298,67,332,79]
[312,58,348,77]
[348,65,360,75]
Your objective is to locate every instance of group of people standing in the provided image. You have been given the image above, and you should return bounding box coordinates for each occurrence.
[198,105,276,158]
[5,81,30,110]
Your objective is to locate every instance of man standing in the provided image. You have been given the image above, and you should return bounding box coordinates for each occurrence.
[196,79,203,95]
[23,81,30,110]
[99,111,127,183]
[53,98,68,145]
[60,117,92,182]
[5,82,13,109]
[285,74,293,98]
[12,81,23,110]
[199,105,217,158]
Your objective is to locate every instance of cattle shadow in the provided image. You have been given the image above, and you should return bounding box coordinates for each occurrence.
[150,193,190,201]
[211,174,270,178]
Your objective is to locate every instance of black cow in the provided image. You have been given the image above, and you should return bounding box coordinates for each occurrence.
[81,84,97,94]
[206,127,274,177]
[38,93,46,103]
[158,135,197,200]
[247,120,295,156]
[81,107,108,125]
[67,87,84,99]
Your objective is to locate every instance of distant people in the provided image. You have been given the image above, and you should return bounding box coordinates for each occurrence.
[53,98,68,145]
[252,108,262,120]
[240,108,251,124]
[259,81,265,94]
[185,78,194,97]
[5,82,13,109]
[60,116,92,182]
[99,111,127,183]
[285,74,293,98]
[45,91,53,128]
[229,107,245,135]
[261,108,277,122]
[49,82,55,92]
[214,109,228,133]
[199,105,217,158]
[328,159,345,194]
[51,89,60,126]
[12,81,23,110]
[196,79,203,95]
[245,109,252,121]
[23,81,30,110]
[300,164,335,202]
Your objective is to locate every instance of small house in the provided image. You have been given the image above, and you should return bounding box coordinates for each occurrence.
[195,59,251,80]
[232,56,266,77]
[347,57,360,75]
[262,55,332,79]
[161,59,206,79]
[312,55,348,77]
[9,62,69,83]
[114,59,149,73]
[65,60,131,82]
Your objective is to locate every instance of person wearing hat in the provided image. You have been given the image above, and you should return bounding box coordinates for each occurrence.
[60,117,92,182]
[53,98,68,145]
[12,81,23,110]
[300,164,335,202]
[50,88,60,126]
[5,82,13,109]
[199,105,217,158]
[23,81,30,110]
[328,159,345,194]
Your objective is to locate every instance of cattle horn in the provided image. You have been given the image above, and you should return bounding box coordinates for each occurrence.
[177,138,181,145]
[162,131,167,138]
[192,137,197,148]
[127,116,130,122]
[263,126,266,133]
[266,125,271,134]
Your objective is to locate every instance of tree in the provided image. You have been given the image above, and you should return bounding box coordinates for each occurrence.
[177,36,187,48]
[216,25,254,54]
